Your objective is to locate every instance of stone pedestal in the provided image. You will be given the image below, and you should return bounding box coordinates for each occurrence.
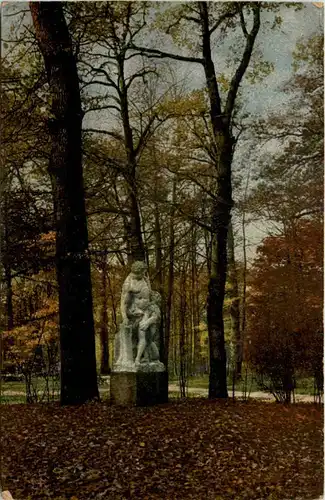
[110,371,168,406]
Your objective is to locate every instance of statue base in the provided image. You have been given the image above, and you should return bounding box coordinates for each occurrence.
[112,360,165,373]
[110,371,168,407]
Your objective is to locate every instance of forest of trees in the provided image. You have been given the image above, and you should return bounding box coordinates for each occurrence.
[0,2,323,405]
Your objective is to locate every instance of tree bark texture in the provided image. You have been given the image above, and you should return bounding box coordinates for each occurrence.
[227,222,242,379]
[165,177,176,369]
[200,2,230,398]
[30,1,99,405]
[179,264,188,398]
[100,254,110,375]
[119,60,145,263]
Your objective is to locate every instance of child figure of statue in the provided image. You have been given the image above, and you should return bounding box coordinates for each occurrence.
[135,291,162,367]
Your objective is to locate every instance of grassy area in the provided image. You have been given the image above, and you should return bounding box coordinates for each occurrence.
[1,378,59,392]
[170,375,260,392]
[0,395,27,404]
[295,377,319,395]
[169,391,205,399]
[169,374,259,390]
[1,375,320,397]
[171,374,320,395]
[1,380,27,392]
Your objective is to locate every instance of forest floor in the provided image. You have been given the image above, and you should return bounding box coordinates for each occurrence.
[1,399,323,500]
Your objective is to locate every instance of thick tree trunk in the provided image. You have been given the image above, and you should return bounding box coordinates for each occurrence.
[100,254,110,375]
[30,2,99,405]
[128,188,145,262]
[227,222,242,379]
[199,1,260,399]
[207,137,233,398]
[200,3,231,398]
[122,188,145,263]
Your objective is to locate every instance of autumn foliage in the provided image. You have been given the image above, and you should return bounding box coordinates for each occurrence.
[246,219,323,401]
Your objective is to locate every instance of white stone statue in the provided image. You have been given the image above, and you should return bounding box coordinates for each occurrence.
[113,261,165,373]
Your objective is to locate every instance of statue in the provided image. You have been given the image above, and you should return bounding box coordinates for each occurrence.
[113,261,165,373]
[136,290,161,365]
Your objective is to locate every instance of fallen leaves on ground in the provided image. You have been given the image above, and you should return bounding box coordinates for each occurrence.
[1,399,323,499]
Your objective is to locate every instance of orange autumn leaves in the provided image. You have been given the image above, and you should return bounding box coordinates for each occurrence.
[3,232,58,371]
[246,218,323,376]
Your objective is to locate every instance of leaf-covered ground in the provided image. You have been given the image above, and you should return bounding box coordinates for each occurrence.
[1,399,323,500]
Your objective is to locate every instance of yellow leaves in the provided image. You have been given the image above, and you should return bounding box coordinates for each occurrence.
[139,441,145,447]
[153,5,198,52]
[157,89,207,118]
[246,60,274,85]
[217,73,230,93]
[34,297,59,318]
[39,231,56,243]
[271,14,283,29]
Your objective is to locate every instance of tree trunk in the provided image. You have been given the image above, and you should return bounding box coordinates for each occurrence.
[199,2,231,399]
[165,177,176,369]
[199,1,260,399]
[227,222,242,379]
[128,189,145,262]
[207,138,233,398]
[100,254,110,375]
[154,203,165,362]
[30,2,99,405]
[240,166,250,354]
[119,60,145,263]
[190,224,200,375]
[179,264,187,398]
[5,266,13,331]
[4,197,13,332]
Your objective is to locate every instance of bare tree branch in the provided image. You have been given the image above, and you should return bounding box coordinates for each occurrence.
[84,104,120,114]
[209,6,241,36]
[239,8,248,38]
[224,4,261,119]
[83,128,124,142]
[125,68,157,90]
[130,44,204,64]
